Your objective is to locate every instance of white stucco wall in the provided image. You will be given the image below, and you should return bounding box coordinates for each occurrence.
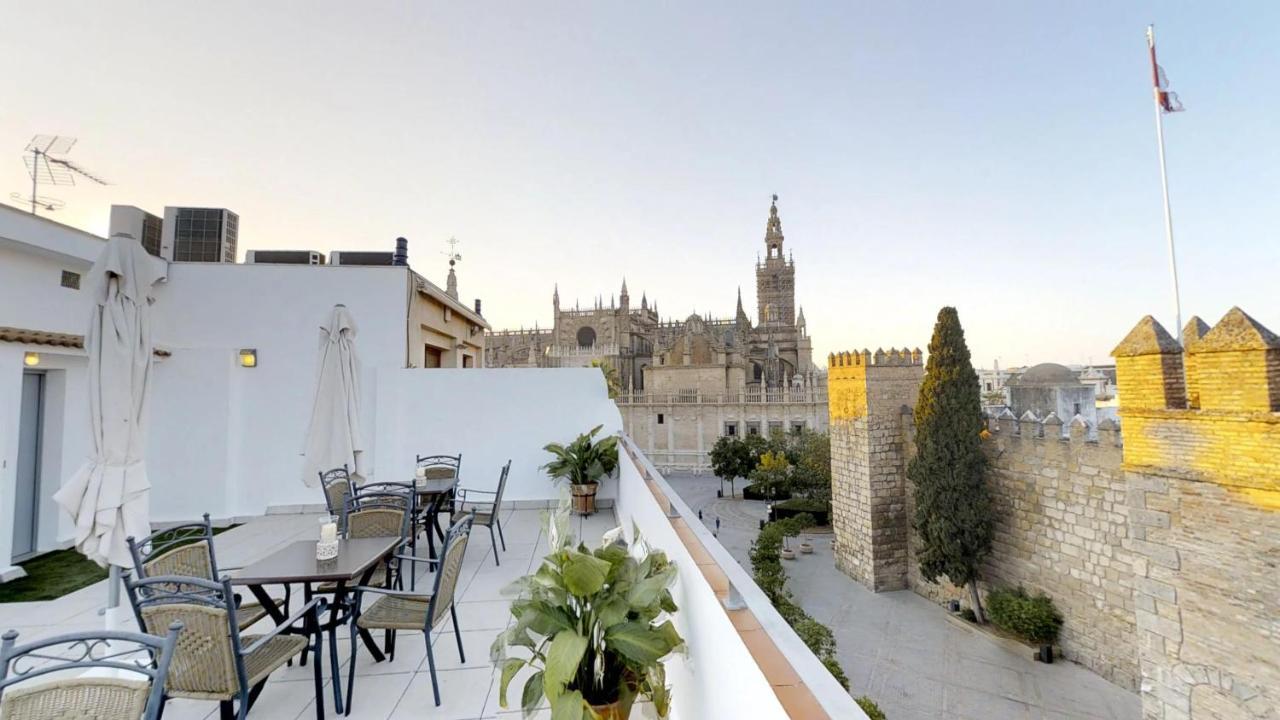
[373,368,622,505]
[147,263,411,521]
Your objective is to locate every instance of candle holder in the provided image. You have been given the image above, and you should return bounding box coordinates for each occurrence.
[316,539,339,560]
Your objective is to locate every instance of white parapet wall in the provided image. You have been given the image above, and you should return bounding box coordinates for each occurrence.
[614,434,868,720]
[373,367,622,505]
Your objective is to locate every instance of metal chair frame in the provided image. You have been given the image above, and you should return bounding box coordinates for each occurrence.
[452,460,511,566]
[0,623,183,720]
[319,465,355,530]
[124,574,327,720]
[344,513,475,712]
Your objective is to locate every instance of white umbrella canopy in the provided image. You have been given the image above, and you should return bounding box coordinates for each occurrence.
[53,233,166,570]
[301,304,366,488]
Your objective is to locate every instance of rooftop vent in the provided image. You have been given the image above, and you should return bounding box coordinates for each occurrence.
[329,251,395,266]
[246,250,325,265]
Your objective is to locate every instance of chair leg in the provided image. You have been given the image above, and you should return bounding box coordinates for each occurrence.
[451,604,465,662]
[489,524,500,567]
[328,623,342,712]
[496,517,507,551]
[345,622,359,716]
[424,631,441,706]
[299,585,312,667]
[312,629,325,720]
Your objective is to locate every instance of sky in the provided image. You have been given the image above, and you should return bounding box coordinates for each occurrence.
[3,2,1277,368]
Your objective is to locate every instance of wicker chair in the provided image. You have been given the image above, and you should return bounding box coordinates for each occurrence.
[0,623,183,720]
[127,514,286,631]
[319,465,355,531]
[344,513,474,712]
[452,460,511,566]
[415,453,461,526]
[311,491,412,597]
[125,574,327,720]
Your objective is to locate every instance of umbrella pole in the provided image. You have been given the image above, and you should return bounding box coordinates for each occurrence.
[107,565,121,608]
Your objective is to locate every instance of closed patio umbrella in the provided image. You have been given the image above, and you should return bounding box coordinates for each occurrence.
[53,232,166,612]
[301,304,366,488]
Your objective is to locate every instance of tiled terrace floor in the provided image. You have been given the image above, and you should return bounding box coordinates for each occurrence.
[665,472,1143,720]
[1,507,622,720]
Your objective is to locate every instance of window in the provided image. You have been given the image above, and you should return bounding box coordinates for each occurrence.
[657,413,664,425]
[746,421,760,436]
[768,421,783,435]
[576,326,597,348]
[423,345,443,368]
[985,382,993,391]
[60,270,80,289]
[724,422,738,437]
[462,354,474,368]
[1073,402,1081,416]
[792,422,805,434]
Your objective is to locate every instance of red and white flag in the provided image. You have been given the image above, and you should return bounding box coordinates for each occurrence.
[1147,26,1184,113]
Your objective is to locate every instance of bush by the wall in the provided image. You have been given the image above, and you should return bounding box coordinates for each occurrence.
[748,513,853,690]
[856,695,887,720]
[986,586,1063,644]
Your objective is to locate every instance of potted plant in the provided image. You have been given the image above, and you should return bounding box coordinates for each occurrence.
[544,425,619,515]
[798,539,814,554]
[492,507,685,719]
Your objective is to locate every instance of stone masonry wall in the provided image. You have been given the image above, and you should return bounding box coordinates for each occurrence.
[830,307,1280,712]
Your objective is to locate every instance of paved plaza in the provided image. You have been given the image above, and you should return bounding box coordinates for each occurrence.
[664,472,1142,720]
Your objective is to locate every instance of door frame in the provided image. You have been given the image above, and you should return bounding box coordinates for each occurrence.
[12,370,45,563]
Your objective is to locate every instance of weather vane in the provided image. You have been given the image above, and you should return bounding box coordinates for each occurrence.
[444,236,462,267]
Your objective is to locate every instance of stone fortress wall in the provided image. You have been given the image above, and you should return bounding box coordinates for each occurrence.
[828,308,1280,719]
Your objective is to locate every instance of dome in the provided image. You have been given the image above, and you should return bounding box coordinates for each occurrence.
[1010,362,1078,386]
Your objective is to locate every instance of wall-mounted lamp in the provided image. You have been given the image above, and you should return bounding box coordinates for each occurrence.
[23,352,40,367]
[238,349,257,368]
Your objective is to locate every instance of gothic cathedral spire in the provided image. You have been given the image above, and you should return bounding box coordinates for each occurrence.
[756,194,795,327]
[765,193,784,260]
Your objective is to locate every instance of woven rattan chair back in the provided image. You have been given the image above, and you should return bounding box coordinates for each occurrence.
[0,623,182,720]
[428,514,474,627]
[415,454,461,481]
[343,492,411,541]
[319,465,353,522]
[128,514,220,582]
[490,461,512,517]
[125,575,246,701]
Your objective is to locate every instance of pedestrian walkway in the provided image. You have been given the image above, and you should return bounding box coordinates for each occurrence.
[664,472,1141,720]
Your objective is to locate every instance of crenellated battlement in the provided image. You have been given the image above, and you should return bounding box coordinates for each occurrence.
[827,346,922,368]
[985,408,1123,447]
[1112,307,1280,492]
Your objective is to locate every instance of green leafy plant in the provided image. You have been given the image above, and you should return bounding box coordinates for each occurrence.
[856,695,887,720]
[986,586,1063,645]
[492,506,685,718]
[543,425,620,487]
[909,307,995,622]
[590,359,621,399]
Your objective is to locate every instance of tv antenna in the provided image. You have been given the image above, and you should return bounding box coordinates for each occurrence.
[443,236,462,268]
[16,135,109,215]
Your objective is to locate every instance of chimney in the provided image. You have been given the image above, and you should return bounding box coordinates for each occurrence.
[393,237,408,266]
[474,298,483,315]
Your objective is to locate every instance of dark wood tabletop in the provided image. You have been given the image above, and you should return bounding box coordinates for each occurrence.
[229,536,401,586]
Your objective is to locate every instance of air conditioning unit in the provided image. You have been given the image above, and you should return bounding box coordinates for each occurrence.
[246,250,325,265]
[329,251,395,266]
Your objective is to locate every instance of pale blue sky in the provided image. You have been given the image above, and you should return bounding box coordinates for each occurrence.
[3,2,1277,366]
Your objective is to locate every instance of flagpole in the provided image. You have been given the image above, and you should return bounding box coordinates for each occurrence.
[1147,24,1183,342]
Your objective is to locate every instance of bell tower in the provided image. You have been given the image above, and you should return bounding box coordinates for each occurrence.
[755,194,795,326]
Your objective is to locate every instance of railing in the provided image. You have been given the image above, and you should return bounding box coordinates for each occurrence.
[615,434,866,719]
[616,390,829,405]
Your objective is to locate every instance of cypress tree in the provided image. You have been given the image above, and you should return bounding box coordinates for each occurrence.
[909,307,994,622]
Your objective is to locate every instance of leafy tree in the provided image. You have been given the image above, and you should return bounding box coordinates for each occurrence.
[709,435,754,497]
[749,450,791,500]
[909,307,995,623]
[590,359,621,399]
[789,430,832,503]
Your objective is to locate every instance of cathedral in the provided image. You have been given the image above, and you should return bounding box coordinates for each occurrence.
[485,195,821,396]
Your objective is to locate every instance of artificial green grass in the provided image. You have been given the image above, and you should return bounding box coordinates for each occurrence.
[0,524,239,603]
[0,548,108,603]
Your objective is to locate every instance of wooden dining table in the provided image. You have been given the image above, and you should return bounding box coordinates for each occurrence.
[231,536,400,712]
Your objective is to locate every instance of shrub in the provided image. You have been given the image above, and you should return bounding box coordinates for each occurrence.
[986,586,1063,644]
[856,695,887,720]
[748,514,850,690]
[749,450,792,499]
